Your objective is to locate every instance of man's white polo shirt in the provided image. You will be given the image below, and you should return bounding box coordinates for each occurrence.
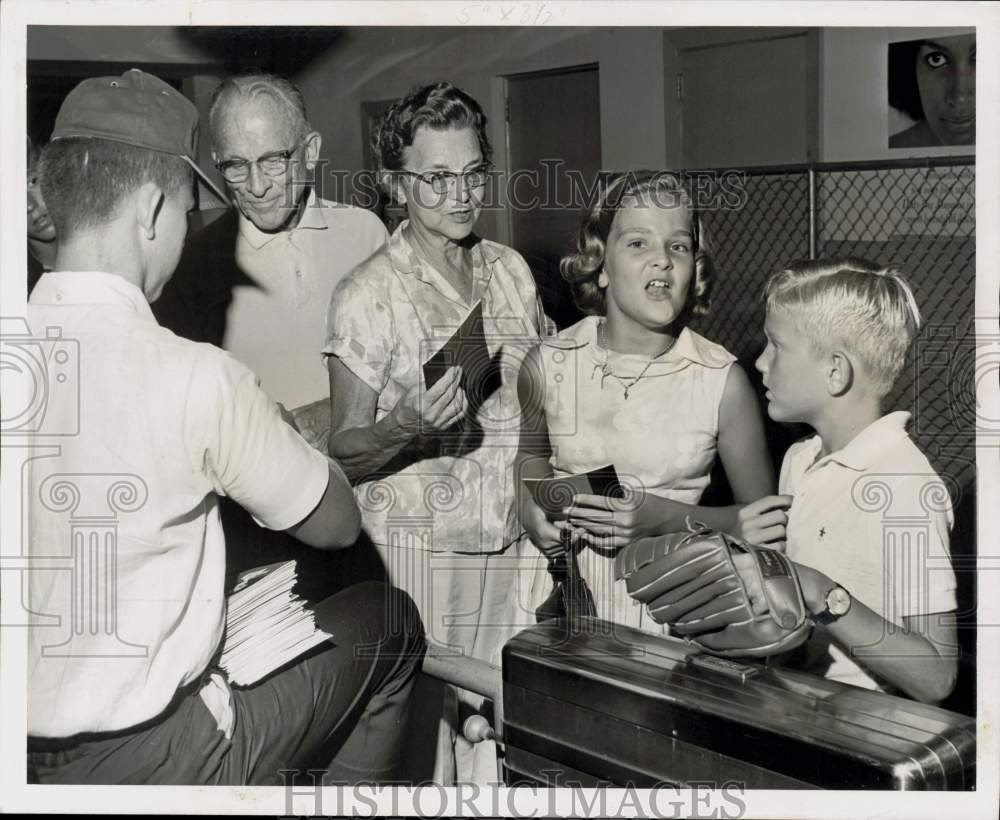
[26,271,330,737]
[228,192,388,408]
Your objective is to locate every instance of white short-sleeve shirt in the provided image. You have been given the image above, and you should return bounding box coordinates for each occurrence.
[228,192,388,408]
[26,272,330,737]
[780,411,957,691]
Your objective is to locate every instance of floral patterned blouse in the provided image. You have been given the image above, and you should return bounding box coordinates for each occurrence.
[324,221,553,553]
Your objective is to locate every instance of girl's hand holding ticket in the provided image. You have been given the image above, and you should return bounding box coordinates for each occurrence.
[566,489,668,547]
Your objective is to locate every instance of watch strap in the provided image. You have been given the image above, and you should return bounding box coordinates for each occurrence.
[810,585,850,626]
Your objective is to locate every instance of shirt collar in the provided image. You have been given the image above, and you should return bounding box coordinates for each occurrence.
[29,271,155,321]
[237,188,326,250]
[669,325,736,369]
[549,317,734,372]
[387,218,497,287]
[478,239,503,266]
[810,411,912,472]
[386,220,421,277]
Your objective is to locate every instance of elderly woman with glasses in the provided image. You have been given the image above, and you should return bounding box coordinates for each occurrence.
[323,82,552,784]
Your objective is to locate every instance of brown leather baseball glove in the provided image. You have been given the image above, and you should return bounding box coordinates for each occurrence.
[614,523,812,657]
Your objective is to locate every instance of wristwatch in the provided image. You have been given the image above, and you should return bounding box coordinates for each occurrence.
[810,584,852,626]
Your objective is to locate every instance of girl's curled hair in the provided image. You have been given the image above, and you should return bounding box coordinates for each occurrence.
[560,169,715,321]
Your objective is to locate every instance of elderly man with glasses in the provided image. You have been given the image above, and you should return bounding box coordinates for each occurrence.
[155,74,388,415]
[153,74,389,598]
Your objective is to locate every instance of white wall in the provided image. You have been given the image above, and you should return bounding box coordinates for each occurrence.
[294,27,668,239]
[819,26,976,162]
[595,29,667,171]
[663,25,978,167]
[27,25,979,190]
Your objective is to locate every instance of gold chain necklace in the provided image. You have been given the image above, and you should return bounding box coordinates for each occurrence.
[593,321,676,400]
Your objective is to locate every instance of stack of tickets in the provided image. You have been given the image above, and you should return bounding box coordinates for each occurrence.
[219,561,332,686]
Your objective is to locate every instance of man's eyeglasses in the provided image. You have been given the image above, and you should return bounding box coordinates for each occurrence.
[396,165,492,195]
[215,137,306,184]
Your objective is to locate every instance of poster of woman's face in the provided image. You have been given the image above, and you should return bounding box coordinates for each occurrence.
[888,33,975,148]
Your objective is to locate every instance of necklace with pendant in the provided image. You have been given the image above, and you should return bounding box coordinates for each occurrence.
[593,320,675,400]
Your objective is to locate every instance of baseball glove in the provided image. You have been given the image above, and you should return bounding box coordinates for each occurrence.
[614,523,811,657]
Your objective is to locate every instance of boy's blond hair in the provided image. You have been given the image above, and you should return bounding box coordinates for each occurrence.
[764,257,921,397]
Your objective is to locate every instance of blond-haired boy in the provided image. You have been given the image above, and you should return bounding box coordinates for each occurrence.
[755,257,957,703]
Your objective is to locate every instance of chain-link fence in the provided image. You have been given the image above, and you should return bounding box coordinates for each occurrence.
[690,158,977,714]
[693,158,976,504]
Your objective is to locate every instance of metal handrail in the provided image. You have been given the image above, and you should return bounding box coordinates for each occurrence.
[422,644,502,707]
[422,644,505,783]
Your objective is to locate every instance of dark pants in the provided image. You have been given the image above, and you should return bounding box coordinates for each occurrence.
[220,497,390,599]
[28,582,425,785]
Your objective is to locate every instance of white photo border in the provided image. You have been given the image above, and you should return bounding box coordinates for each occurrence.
[1,1,997,817]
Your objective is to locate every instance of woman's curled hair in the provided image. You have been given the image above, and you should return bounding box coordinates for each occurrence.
[373,82,491,177]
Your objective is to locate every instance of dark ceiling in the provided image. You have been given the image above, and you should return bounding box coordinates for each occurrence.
[177,27,342,76]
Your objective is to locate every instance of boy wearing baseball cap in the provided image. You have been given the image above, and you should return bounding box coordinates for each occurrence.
[26,69,424,785]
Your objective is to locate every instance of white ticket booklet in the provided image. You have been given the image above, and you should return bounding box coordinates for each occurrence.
[219,561,332,687]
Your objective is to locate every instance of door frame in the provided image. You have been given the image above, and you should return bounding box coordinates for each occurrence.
[499,62,600,246]
[665,28,820,169]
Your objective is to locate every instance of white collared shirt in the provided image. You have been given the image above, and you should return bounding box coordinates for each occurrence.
[540,316,736,504]
[780,411,957,691]
[228,192,388,408]
[26,271,330,737]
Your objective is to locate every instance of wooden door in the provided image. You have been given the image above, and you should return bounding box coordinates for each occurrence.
[680,34,811,168]
[506,65,602,329]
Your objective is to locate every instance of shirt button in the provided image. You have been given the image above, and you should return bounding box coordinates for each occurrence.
[54,292,63,301]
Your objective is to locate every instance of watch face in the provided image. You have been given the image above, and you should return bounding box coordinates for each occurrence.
[827,586,851,617]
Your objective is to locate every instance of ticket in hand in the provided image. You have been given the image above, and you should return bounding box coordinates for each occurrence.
[422,302,501,405]
[523,464,625,521]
